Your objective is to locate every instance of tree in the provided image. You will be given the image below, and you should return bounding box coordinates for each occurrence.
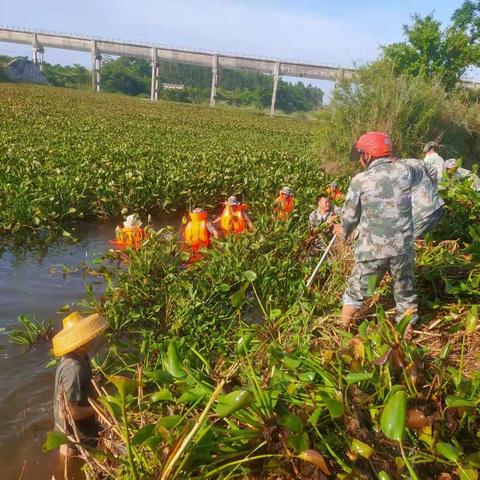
[382,12,479,90]
[452,0,480,43]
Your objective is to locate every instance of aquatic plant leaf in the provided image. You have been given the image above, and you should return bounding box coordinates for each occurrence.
[288,432,309,454]
[298,371,315,382]
[345,371,374,384]
[436,442,462,462]
[143,370,174,385]
[351,438,374,459]
[230,283,248,308]
[216,390,252,417]
[458,467,478,480]
[396,313,413,337]
[279,414,304,434]
[131,424,156,445]
[45,358,58,368]
[284,356,302,369]
[269,308,282,320]
[298,449,331,475]
[219,283,230,292]
[242,270,257,282]
[466,305,478,334]
[323,396,344,419]
[43,431,69,452]
[445,396,476,408]
[107,375,141,399]
[164,341,186,378]
[381,389,406,441]
[465,452,480,468]
[367,274,379,295]
[150,389,173,403]
[236,333,253,356]
[157,415,182,430]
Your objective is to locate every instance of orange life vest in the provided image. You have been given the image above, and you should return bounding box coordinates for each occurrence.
[274,195,294,220]
[184,211,211,253]
[220,204,247,234]
[110,226,145,249]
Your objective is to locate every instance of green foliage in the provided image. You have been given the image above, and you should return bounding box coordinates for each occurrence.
[313,61,480,171]
[0,83,317,236]
[382,13,478,90]
[8,314,53,345]
[43,63,90,89]
[452,0,480,43]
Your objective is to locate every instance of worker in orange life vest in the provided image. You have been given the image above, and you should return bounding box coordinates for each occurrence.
[213,196,253,236]
[325,181,345,204]
[110,213,146,250]
[273,186,294,220]
[183,208,219,261]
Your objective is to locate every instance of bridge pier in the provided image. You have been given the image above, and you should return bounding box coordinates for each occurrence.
[210,54,219,107]
[150,48,159,101]
[32,33,44,71]
[91,41,102,92]
[270,62,280,116]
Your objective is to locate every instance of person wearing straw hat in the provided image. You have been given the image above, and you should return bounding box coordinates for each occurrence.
[52,311,108,455]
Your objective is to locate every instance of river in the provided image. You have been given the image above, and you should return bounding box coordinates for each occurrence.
[0,220,177,480]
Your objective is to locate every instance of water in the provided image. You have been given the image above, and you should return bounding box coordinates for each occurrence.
[0,220,177,480]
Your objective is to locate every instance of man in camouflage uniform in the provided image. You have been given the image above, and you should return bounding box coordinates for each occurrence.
[334,132,424,332]
[309,195,341,230]
[423,141,445,186]
[308,195,341,251]
[397,158,444,238]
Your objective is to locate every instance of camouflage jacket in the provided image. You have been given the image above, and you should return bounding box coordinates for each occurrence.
[308,205,341,229]
[399,158,445,227]
[424,152,445,185]
[341,157,423,261]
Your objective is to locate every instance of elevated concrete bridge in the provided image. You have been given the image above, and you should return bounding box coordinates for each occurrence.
[0,27,478,114]
[0,27,356,114]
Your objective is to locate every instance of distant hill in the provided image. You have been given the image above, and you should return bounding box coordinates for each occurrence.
[0,55,323,113]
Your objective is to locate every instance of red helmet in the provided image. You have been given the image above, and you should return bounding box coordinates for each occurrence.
[350,132,392,161]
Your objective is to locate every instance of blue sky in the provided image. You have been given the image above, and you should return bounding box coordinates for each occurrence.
[0,1,467,96]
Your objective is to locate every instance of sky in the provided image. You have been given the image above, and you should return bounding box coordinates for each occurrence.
[0,0,469,97]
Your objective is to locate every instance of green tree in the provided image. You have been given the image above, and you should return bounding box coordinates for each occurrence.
[452,0,480,43]
[382,13,479,90]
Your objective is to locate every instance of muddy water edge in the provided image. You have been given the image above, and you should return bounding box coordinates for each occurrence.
[0,218,180,480]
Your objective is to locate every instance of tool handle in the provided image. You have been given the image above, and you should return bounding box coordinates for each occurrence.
[306,234,337,289]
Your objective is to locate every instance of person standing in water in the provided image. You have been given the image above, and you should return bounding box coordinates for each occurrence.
[52,311,108,457]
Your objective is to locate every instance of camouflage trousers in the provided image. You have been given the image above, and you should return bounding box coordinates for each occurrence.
[342,253,417,323]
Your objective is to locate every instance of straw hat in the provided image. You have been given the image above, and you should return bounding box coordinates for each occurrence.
[280,186,293,196]
[52,312,108,357]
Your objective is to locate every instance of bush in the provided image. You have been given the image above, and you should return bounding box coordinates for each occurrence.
[313,61,480,172]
